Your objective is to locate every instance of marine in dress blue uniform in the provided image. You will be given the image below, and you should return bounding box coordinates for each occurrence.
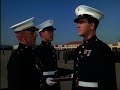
[72,5,117,90]
[7,17,44,90]
[34,20,61,90]
[34,20,73,90]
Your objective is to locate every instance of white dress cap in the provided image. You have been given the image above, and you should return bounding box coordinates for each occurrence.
[9,17,38,32]
[75,5,104,20]
[38,20,55,32]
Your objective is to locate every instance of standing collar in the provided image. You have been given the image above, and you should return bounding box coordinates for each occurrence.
[41,41,51,45]
[83,35,97,44]
[18,43,33,50]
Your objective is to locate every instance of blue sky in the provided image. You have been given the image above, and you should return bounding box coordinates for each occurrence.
[1,0,120,45]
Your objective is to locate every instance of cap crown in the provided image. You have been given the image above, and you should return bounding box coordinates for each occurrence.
[75,5,104,20]
[10,17,36,32]
[38,20,54,32]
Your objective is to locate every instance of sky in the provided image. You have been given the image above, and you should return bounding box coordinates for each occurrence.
[1,0,120,45]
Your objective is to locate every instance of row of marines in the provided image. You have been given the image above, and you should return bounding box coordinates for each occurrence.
[7,5,117,90]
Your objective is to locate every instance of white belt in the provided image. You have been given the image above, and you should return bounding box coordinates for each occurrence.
[78,81,98,88]
[43,71,57,76]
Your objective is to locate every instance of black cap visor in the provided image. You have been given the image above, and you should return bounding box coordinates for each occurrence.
[74,15,89,23]
[42,26,56,31]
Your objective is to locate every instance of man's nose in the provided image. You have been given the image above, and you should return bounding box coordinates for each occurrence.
[77,23,81,28]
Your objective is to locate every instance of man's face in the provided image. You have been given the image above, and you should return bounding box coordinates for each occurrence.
[22,31,37,45]
[77,18,91,37]
[40,30,54,42]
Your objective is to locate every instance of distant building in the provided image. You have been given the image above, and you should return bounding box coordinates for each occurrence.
[12,42,120,50]
[108,42,120,49]
[54,41,83,50]
[54,41,120,50]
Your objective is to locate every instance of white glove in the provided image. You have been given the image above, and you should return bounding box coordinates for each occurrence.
[46,77,57,86]
[70,74,73,78]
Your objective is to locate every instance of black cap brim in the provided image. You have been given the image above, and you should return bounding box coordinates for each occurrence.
[74,15,88,23]
[25,26,39,31]
[15,26,38,33]
[42,26,56,31]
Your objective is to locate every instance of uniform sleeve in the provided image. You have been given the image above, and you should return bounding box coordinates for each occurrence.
[7,54,23,89]
[96,46,117,90]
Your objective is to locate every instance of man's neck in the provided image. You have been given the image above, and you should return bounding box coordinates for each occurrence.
[19,42,33,47]
[42,39,52,43]
[83,32,96,41]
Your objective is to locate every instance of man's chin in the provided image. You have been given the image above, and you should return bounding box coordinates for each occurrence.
[51,39,53,41]
[78,33,82,36]
[51,38,53,41]
[49,39,53,42]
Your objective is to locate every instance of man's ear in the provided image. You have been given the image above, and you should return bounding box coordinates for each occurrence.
[40,31,44,37]
[90,23,95,30]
